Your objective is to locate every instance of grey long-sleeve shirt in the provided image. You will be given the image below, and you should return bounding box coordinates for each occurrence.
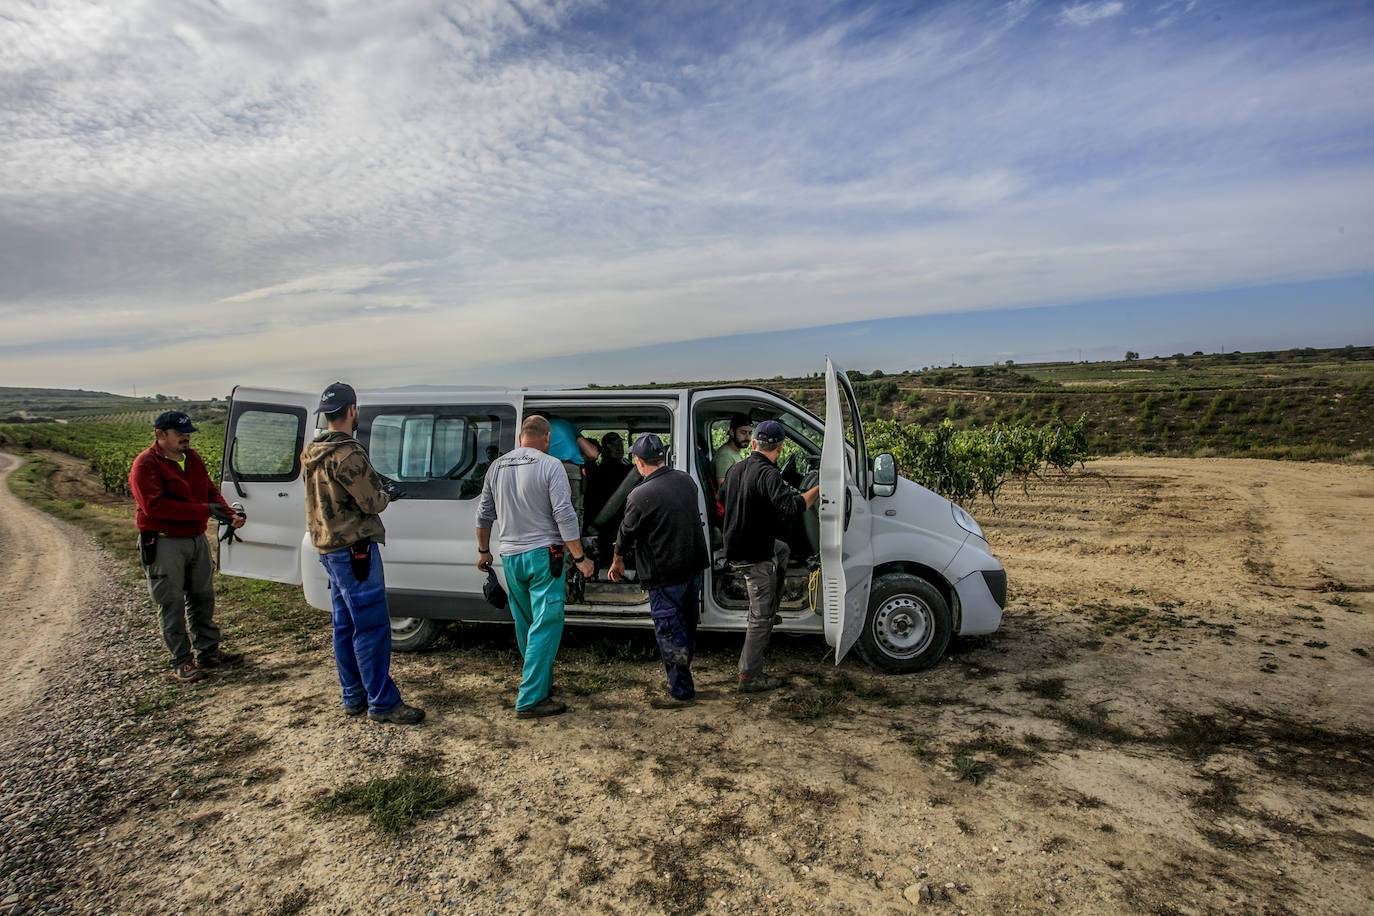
[475,446,580,555]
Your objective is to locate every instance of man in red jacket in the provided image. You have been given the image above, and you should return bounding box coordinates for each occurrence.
[129,411,246,683]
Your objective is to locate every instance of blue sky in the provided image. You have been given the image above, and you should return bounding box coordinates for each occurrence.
[1,0,1371,397]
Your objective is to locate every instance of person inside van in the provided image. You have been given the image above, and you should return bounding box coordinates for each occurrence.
[586,432,632,565]
[712,413,752,488]
[544,416,600,534]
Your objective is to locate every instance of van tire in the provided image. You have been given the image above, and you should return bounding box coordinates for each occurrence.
[390,616,440,653]
[855,574,951,673]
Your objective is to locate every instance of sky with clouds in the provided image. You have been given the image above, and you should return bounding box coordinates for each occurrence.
[2,0,1372,397]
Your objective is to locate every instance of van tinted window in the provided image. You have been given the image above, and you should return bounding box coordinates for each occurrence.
[359,405,517,500]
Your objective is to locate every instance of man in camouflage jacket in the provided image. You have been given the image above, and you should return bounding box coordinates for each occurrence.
[302,382,424,726]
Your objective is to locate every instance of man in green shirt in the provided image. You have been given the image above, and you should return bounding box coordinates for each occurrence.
[711,414,752,488]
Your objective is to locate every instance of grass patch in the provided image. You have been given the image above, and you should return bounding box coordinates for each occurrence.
[308,769,475,834]
[775,689,847,720]
[1055,708,1136,744]
[950,753,987,785]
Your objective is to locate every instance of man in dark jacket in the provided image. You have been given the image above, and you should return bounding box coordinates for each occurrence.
[608,433,709,708]
[129,411,246,683]
[720,420,819,692]
[301,382,423,725]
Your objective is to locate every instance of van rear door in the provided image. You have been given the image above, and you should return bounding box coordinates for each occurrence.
[218,387,314,584]
[819,358,875,663]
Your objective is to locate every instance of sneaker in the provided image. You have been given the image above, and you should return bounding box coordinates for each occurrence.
[343,702,367,717]
[649,695,696,709]
[166,663,204,684]
[738,674,784,694]
[368,703,425,725]
[516,698,567,719]
[194,649,244,669]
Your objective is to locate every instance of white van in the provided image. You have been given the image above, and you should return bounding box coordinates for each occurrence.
[217,359,1005,672]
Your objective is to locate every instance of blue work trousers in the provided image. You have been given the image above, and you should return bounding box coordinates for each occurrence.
[503,546,566,711]
[319,544,402,715]
[649,575,701,700]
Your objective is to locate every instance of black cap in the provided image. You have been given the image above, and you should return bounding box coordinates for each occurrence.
[753,420,785,446]
[629,432,666,462]
[601,431,622,447]
[317,382,357,415]
[729,413,752,431]
[153,410,197,433]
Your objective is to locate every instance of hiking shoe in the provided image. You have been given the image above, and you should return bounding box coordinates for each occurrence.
[516,698,567,719]
[166,663,204,684]
[369,703,425,725]
[194,649,244,669]
[738,674,784,694]
[343,702,367,717]
[649,695,696,709]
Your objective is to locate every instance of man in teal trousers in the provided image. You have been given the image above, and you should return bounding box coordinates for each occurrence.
[475,415,595,718]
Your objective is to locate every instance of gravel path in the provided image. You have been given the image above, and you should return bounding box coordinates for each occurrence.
[0,453,168,915]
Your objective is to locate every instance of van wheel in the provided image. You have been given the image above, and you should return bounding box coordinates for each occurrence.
[855,574,951,673]
[390,616,439,653]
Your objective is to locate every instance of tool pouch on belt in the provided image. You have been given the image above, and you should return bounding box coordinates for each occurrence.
[137,531,158,567]
[349,539,373,582]
[547,544,565,578]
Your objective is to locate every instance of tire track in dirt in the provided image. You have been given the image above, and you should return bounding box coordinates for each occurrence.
[0,451,105,720]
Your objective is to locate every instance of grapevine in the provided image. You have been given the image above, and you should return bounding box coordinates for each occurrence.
[0,422,225,493]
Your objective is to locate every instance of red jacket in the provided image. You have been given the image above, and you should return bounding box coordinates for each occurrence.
[129,444,230,536]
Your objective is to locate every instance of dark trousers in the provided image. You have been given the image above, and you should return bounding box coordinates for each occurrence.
[737,539,789,678]
[649,575,702,700]
[319,544,402,714]
[144,534,219,667]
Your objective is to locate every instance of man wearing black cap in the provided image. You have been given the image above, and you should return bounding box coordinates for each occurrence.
[720,419,820,692]
[301,382,423,726]
[129,411,246,683]
[712,414,753,488]
[608,434,710,708]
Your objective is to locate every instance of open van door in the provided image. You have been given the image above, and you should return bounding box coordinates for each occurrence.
[218,387,314,584]
[819,357,875,663]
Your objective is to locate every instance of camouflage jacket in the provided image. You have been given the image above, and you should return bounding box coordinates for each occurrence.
[302,431,390,553]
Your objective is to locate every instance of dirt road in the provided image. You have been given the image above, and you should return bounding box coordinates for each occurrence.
[0,452,104,720]
[0,455,1370,915]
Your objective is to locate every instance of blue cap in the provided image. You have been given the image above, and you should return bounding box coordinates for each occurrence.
[629,432,666,462]
[753,420,785,446]
[317,382,357,414]
[153,411,197,433]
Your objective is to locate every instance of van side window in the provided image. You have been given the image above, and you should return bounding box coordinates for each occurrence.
[229,405,306,481]
[359,405,516,501]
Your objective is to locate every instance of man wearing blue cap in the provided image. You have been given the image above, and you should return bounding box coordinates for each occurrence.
[720,419,820,692]
[302,382,423,725]
[608,433,710,708]
[130,411,246,683]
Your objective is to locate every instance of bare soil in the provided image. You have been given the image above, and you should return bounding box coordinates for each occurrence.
[1,455,1371,915]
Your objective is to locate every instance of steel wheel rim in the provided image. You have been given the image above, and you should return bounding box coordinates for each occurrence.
[391,617,423,636]
[872,594,934,658]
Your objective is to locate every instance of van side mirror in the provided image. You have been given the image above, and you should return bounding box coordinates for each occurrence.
[872,452,897,497]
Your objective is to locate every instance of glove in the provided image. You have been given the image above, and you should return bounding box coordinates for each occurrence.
[378,476,407,501]
[209,503,237,524]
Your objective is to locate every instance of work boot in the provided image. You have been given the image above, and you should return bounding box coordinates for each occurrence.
[195,649,244,669]
[738,673,784,694]
[343,702,367,717]
[369,703,425,725]
[166,663,204,684]
[516,698,567,719]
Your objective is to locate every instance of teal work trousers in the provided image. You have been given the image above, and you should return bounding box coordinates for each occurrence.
[503,546,566,711]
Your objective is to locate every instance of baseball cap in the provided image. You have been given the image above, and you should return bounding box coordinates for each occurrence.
[316,382,357,414]
[753,420,786,446]
[153,411,197,433]
[629,432,666,462]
